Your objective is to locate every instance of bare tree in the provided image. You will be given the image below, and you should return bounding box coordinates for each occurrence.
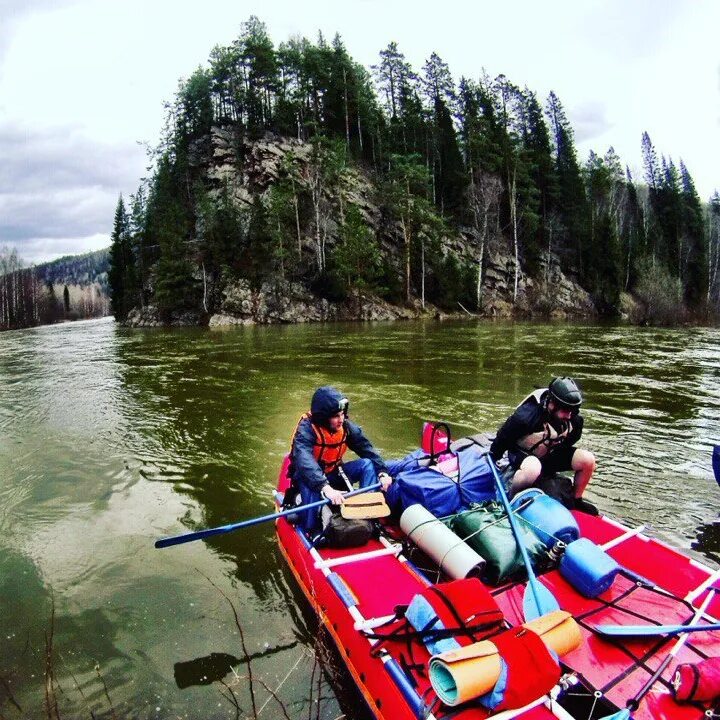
[467,171,502,309]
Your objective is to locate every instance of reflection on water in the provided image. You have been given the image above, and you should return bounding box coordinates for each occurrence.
[1,317,719,718]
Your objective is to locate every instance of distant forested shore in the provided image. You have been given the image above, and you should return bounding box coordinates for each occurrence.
[0,248,109,332]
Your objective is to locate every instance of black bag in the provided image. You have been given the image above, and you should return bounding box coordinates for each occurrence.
[319,505,374,548]
[536,474,574,509]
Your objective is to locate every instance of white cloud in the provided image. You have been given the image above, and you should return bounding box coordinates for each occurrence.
[0,0,718,263]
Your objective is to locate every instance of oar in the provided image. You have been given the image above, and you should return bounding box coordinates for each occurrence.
[598,586,717,720]
[155,482,381,549]
[487,457,559,620]
[594,621,720,637]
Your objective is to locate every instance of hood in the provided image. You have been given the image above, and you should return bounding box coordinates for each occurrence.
[310,386,347,423]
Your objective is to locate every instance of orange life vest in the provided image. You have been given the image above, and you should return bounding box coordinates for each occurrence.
[292,412,348,475]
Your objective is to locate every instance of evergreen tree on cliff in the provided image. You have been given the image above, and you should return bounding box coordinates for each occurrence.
[421,52,466,217]
[546,91,588,277]
[679,160,708,308]
[519,89,558,273]
[145,156,199,317]
[108,195,136,320]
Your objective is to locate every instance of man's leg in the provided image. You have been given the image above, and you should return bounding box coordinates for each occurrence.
[342,458,377,488]
[298,483,323,532]
[571,449,596,499]
[510,455,542,497]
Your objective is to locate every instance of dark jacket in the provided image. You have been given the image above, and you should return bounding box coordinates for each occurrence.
[290,386,386,494]
[489,389,584,463]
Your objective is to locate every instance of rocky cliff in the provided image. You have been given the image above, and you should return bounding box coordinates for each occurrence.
[126,128,595,327]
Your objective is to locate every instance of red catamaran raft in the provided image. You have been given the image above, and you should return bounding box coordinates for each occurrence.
[274,432,720,720]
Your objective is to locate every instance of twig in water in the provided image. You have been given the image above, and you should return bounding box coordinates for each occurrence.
[307,649,317,720]
[256,648,309,718]
[218,679,241,720]
[0,673,22,713]
[43,595,60,720]
[315,646,323,720]
[55,653,96,720]
[196,569,258,719]
[93,665,118,720]
[258,679,292,720]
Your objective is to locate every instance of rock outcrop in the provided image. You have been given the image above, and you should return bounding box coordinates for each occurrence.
[209,280,435,326]
[128,128,597,327]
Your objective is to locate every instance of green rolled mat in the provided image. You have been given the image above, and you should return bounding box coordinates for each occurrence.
[448,501,548,586]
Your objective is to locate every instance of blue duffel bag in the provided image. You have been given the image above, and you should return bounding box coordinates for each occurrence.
[387,448,496,517]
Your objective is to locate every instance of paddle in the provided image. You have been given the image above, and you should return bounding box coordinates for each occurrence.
[597,586,717,720]
[713,445,720,485]
[155,482,381,549]
[487,456,560,621]
[594,621,720,637]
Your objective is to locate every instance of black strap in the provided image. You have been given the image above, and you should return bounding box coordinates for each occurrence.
[429,422,453,464]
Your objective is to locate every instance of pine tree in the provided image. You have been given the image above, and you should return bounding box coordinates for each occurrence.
[517,89,557,273]
[582,152,622,311]
[679,160,707,307]
[420,53,465,216]
[176,68,214,142]
[129,187,148,308]
[235,16,279,135]
[107,195,136,320]
[373,42,424,156]
[546,91,588,277]
[620,167,646,291]
[145,156,199,316]
[332,204,383,297]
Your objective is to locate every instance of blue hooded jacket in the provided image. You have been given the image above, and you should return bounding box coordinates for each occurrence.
[290,386,388,492]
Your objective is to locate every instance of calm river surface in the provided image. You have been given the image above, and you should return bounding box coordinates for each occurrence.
[1,317,719,719]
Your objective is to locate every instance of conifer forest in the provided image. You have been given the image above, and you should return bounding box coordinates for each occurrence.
[104,17,720,325]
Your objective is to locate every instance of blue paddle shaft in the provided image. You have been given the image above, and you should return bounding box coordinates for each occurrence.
[486,455,558,619]
[595,621,720,637]
[155,482,381,549]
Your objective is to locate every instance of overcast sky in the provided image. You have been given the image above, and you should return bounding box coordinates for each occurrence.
[1,0,718,264]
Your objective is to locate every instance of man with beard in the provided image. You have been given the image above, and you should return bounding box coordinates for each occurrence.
[489,377,598,514]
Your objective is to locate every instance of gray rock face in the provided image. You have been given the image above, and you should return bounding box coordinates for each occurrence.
[125,306,203,328]
[125,306,162,327]
[148,128,598,326]
[210,279,424,325]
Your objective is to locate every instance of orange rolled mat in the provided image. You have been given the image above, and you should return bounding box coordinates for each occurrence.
[428,610,582,707]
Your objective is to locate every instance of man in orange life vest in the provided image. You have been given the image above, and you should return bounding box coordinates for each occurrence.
[289,386,393,531]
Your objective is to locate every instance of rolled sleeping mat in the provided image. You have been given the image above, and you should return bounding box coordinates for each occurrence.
[510,488,580,548]
[672,657,720,703]
[559,537,620,598]
[429,610,582,707]
[400,503,486,580]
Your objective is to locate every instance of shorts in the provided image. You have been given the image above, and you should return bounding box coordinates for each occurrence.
[509,446,577,477]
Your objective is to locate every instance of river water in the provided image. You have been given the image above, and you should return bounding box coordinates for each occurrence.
[1,317,719,719]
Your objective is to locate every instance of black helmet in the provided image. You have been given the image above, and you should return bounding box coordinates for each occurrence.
[548,377,583,408]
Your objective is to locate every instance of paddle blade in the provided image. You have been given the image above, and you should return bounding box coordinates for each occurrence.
[598,710,631,720]
[594,621,720,637]
[713,445,720,485]
[522,580,560,621]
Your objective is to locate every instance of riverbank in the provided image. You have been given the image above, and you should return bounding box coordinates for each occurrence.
[124,269,597,328]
